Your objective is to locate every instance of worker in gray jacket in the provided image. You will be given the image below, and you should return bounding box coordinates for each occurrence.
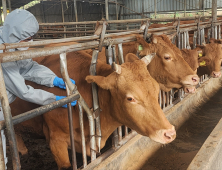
[0,9,76,169]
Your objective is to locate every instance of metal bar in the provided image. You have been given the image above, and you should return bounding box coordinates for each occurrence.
[105,0,109,20]
[154,0,157,19]
[170,89,173,105]
[207,28,211,43]
[2,0,7,20]
[78,104,87,168]
[106,45,113,66]
[61,0,65,23]
[90,50,101,152]
[181,33,184,49]
[0,94,80,130]
[74,0,78,22]
[215,25,217,39]
[184,0,186,17]
[112,46,117,63]
[177,32,181,49]
[118,126,122,142]
[162,91,166,109]
[159,90,162,107]
[115,0,118,20]
[125,126,128,136]
[212,0,217,22]
[60,53,77,170]
[0,132,5,170]
[166,91,170,106]
[0,63,20,170]
[219,25,221,39]
[7,0,11,13]
[193,31,197,49]
[117,43,124,65]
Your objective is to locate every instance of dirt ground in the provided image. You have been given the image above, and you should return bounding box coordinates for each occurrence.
[6,88,222,170]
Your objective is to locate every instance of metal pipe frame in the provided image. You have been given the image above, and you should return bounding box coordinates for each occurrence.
[60,53,77,170]
[90,50,101,152]
[0,63,20,170]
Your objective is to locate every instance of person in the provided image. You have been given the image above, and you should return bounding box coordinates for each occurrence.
[0,9,76,169]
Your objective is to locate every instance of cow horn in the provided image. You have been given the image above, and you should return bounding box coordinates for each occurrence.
[141,53,156,65]
[112,62,121,74]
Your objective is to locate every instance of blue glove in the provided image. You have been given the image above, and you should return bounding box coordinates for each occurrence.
[53,77,75,89]
[56,96,77,108]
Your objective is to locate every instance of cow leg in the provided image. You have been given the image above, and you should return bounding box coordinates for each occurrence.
[49,135,71,170]
[15,134,28,155]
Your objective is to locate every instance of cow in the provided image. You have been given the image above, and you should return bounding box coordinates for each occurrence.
[196,43,222,78]
[121,35,199,93]
[10,50,176,169]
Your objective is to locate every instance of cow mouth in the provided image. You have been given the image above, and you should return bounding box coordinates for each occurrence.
[184,86,196,93]
[211,71,221,78]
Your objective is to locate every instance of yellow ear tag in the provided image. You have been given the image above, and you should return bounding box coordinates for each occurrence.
[138,45,143,51]
[198,53,202,58]
[200,60,206,66]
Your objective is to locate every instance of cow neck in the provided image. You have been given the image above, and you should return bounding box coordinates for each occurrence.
[96,63,122,142]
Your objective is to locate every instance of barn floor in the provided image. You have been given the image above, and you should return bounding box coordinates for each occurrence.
[6,87,222,170]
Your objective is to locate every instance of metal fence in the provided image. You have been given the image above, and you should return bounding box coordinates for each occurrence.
[0,16,221,170]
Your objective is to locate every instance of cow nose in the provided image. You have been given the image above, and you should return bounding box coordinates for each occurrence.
[212,71,221,78]
[192,75,199,84]
[163,127,176,143]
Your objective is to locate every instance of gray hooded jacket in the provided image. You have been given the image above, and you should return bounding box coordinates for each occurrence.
[0,9,56,106]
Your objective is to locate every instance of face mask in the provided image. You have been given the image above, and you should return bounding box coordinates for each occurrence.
[17,39,33,51]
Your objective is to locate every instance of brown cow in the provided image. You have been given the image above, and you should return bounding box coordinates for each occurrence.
[11,50,176,169]
[196,43,222,78]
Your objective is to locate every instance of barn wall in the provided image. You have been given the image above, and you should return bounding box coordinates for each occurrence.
[27,0,222,23]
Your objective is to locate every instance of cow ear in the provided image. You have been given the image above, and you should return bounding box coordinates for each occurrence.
[125,53,139,63]
[86,75,115,90]
[198,56,211,66]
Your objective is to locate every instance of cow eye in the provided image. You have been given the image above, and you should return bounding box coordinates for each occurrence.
[127,97,135,102]
[164,56,171,60]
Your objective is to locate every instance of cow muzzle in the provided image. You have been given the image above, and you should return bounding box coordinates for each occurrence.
[181,74,199,87]
[153,126,176,144]
[184,86,196,93]
[212,71,221,78]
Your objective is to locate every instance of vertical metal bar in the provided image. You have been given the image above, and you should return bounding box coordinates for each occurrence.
[184,0,186,17]
[186,31,191,49]
[61,0,65,23]
[154,0,157,19]
[60,53,77,170]
[142,0,144,18]
[106,45,113,66]
[170,89,173,105]
[166,91,170,107]
[115,0,118,20]
[177,32,181,49]
[7,0,11,13]
[212,0,217,22]
[193,31,197,49]
[64,26,66,38]
[215,26,217,39]
[2,0,7,20]
[184,32,186,49]
[90,50,101,152]
[207,28,211,43]
[162,91,165,109]
[78,104,87,168]
[125,126,128,136]
[118,43,124,65]
[0,63,20,170]
[105,0,109,20]
[112,46,117,63]
[203,0,205,16]
[0,132,5,170]
[219,25,221,39]
[118,126,122,142]
[159,90,162,107]
[181,33,184,49]
[74,0,78,22]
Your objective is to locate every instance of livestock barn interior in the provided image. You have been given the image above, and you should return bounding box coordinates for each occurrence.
[1,0,222,170]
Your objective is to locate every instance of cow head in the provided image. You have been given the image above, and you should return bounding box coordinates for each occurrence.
[135,35,199,93]
[197,43,222,78]
[86,54,176,144]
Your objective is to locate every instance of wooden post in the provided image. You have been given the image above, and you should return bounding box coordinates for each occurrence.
[2,0,7,20]
[7,0,11,12]
[105,0,109,20]
[74,0,78,22]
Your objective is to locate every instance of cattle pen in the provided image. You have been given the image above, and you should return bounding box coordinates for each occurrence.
[1,0,222,170]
